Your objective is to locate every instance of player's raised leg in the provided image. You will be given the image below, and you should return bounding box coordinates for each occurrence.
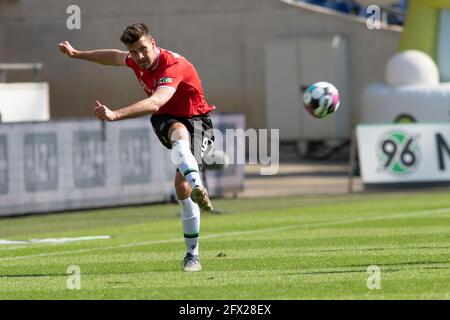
[169,122,213,212]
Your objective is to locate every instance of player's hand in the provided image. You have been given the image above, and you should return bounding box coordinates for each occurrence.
[94,100,118,122]
[58,41,78,58]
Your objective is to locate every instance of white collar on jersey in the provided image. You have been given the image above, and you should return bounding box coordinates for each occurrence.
[150,47,161,71]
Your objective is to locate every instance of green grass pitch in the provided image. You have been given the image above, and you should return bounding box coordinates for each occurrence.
[0,191,448,299]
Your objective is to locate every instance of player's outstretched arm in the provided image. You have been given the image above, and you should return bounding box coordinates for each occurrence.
[58,41,127,66]
[94,86,176,122]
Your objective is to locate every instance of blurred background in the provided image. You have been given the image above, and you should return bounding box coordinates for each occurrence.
[1,0,450,216]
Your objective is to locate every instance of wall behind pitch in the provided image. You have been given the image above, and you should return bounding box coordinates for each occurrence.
[0,0,401,130]
[0,114,244,217]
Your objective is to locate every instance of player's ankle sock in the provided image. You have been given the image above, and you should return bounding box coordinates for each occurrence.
[179,198,200,256]
[172,140,204,189]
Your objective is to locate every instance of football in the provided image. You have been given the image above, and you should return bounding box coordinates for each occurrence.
[302,82,340,118]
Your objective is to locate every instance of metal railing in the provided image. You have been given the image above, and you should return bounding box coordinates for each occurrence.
[0,63,43,82]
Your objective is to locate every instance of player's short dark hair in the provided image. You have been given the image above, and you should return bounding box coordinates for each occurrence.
[120,23,152,45]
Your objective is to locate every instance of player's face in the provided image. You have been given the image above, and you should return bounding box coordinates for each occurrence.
[127,36,157,70]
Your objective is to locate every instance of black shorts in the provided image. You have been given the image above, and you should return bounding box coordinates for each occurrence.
[150,113,215,164]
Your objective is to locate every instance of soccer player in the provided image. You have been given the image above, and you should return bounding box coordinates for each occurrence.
[58,23,215,272]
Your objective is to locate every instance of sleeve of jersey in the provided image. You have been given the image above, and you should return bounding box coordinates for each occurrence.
[156,63,183,91]
[124,53,134,68]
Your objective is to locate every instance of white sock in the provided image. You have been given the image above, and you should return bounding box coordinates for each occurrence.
[179,198,200,256]
[172,140,204,189]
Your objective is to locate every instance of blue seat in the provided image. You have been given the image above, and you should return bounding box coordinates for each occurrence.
[323,0,354,14]
[304,0,327,6]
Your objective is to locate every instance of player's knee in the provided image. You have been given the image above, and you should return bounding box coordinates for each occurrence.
[175,177,191,200]
[168,122,190,144]
[175,172,188,187]
[174,174,183,186]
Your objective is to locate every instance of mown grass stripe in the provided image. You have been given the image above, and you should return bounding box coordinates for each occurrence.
[0,207,447,261]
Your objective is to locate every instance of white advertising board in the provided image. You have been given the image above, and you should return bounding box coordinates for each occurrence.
[0,83,50,122]
[0,114,245,217]
[357,123,450,183]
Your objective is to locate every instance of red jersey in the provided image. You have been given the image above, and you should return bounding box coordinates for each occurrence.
[124,47,215,117]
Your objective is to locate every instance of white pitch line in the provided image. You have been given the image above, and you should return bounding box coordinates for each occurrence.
[0,236,111,245]
[0,207,448,262]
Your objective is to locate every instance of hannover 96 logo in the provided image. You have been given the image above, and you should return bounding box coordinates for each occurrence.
[377,130,420,175]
